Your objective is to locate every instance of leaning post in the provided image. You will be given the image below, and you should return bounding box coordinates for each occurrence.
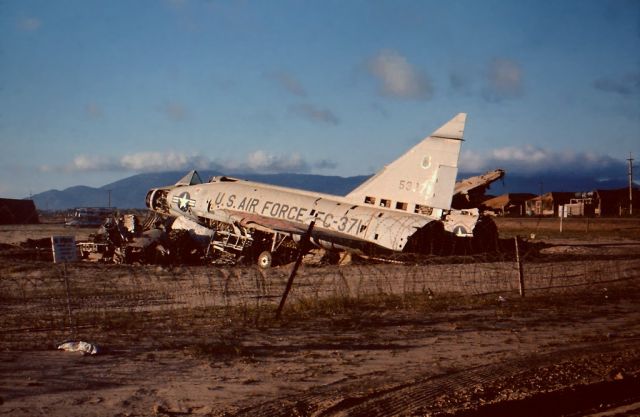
[51,236,78,338]
[514,236,525,297]
[275,218,317,319]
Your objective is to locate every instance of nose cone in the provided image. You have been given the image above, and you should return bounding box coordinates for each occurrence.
[146,187,172,214]
[145,189,155,209]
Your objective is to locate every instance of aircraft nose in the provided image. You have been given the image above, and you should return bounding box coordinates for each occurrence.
[145,189,155,209]
[146,187,172,214]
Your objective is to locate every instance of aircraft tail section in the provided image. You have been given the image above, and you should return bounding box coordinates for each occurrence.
[346,113,466,213]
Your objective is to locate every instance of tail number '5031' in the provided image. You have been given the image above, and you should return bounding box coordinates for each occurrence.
[399,180,420,192]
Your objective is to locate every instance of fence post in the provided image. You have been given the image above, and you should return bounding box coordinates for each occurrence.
[559,206,563,233]
[62,262,76,338]
[275,218,316,319]
[514,236,525,297]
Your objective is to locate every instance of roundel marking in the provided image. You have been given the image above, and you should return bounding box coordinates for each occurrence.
[453,225,467,236]
[421,155,432,169]
[173,191,195,212]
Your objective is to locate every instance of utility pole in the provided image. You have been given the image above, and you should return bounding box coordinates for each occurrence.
[538,181,544,216]
[628,153,634,215]
[107,189,112,208]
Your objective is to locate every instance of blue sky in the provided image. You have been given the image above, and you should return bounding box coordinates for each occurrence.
[1,0,639,198]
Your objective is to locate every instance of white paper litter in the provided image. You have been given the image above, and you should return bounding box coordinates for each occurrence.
[57,341,100,355]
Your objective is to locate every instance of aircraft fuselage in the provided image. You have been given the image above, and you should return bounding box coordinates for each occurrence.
[147,176,438,253]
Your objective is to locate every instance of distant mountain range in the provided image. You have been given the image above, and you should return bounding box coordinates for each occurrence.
[31,170,632,210]
[31,171,369,210]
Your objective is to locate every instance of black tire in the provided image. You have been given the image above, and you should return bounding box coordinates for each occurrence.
[257,251,273,269]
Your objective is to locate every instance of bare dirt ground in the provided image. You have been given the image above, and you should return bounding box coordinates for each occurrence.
[1,219,640,417]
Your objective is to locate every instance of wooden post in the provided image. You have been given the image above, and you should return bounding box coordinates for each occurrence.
[51,236,78,338]
[559,206,563,233]
[514,236,525,297]
[275,219,316,319]
[62,263,76,338]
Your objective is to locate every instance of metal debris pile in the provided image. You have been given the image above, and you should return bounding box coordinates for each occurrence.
[76,213,209,265]
[75,213,345,267]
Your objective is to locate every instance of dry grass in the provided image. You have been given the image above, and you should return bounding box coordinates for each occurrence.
[1,218,640,356]
[495,217,640,240]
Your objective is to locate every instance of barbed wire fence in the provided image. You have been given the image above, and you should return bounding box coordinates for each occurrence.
[1,248,639,348]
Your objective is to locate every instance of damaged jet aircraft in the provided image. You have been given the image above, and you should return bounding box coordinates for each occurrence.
[144,113,502,267]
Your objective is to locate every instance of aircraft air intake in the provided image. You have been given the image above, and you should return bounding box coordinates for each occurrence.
[146,188,171,215]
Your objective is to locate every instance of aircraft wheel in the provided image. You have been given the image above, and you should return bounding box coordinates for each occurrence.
[257,251,273,269]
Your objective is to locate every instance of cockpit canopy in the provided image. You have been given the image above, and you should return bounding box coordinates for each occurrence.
[175,170,202,186]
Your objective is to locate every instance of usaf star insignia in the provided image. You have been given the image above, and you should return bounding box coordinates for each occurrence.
[171,192,196,212]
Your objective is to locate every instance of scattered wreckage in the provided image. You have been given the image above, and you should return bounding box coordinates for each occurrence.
[76,212,297,266]
[77,213,204,265]
[65,207,117,227]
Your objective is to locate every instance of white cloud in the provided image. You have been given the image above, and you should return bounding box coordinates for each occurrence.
[483,58,524,102]
[71,155,115,171]
[18,17,41,31]
[120,152,212,171]
[42,150,334,175]
[460,145,623,177]
[41,152,213,174]
[246,151,309,173]
[368,49,433,99]
[39,155,116,173]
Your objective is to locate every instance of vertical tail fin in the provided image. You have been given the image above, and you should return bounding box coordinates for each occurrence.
[346,113,466,213]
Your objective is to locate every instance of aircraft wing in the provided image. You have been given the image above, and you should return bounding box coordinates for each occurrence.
[454,169,505,196]
[452,168,505,209]
[222,209,374,251]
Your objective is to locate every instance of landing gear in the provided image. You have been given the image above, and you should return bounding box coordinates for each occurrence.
[206,226,297,268]
[257,251,273,269]
[249,231,298,268]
